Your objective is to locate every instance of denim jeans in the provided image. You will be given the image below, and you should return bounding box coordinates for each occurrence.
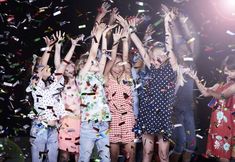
[78,121,110,162]
[30,121,58,162]
[173,76,196,153]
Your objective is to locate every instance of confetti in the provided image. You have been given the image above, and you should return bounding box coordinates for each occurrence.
[226,30,235,36]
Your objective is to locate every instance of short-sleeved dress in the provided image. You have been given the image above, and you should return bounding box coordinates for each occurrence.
[134,62,177,139]
[105,75,135,143]
[59,81,80,153]
[78,72,111,122]
[206,83,235,159]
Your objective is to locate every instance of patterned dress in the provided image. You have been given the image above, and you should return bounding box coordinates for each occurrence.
[206,83,235,159]
[78,72,111,122]
[135,62,176,139]
[105,75,135,143]
[59,81,80,153]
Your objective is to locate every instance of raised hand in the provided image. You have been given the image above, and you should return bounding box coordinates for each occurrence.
[71,34,84,46]
[145,24,155,38]
[109,7,119,25]
[55,30,65,44]
[43,36,57,47]
[103,24,117,37]
[113,26,123,43]
[97,2,111,19]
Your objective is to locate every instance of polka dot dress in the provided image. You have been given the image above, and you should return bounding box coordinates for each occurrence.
[135,62,176,139]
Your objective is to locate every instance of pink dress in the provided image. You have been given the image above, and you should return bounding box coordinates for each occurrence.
[58,81,80,153]
[206,83,235,159]
[105,75,135,143]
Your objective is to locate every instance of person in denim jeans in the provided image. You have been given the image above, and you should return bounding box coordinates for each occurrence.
[27,34,80,162]
[171,74,196,162]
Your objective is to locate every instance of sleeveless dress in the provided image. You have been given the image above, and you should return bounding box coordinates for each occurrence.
[134,62,177,139]
[105,75,135,143]
[206,83,235,159]
[58,81,80,153]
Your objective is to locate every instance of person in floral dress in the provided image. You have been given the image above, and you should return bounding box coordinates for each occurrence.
[187,55,235,162]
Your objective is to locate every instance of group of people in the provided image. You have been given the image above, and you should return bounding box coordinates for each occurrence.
[26,2,235,162]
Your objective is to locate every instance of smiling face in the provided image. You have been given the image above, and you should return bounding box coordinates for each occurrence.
[150,47,168,67]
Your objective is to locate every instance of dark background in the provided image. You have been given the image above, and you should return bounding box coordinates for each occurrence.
[0,0,235,161]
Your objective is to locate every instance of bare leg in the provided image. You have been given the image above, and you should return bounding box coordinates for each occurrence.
[157,135,170,162]
[59,150,69,162]
[124,142,136,162]
[110,143,120,162]
[142,134,155,162]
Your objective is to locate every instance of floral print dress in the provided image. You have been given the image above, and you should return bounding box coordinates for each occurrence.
[206,83,235,159]
[78,72,111,122]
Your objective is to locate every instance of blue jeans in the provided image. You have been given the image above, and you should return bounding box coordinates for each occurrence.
[78,121,110,162]
[173,77,196,154]
[30,121,58,162]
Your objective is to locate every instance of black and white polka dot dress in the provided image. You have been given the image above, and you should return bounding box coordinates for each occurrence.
[135,62,177,139]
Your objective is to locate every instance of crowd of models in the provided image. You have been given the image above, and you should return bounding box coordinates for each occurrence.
[26,2,235,162]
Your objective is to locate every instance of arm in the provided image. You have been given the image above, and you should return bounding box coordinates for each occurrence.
[104,26,122,76]
[122,25,131,75]
[164,8,178,71]
[54,31,65,69]
[56,36,82,80]
[99,24,117,74]
[80,23,106,76]
[187,70,220,97]
[41,36,56,66]
[128,17,151,68]
[95,2,111,25]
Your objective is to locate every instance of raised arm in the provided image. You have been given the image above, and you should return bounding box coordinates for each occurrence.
[95,2,111,25]
[54,31,65,69]
[80,23,106,76]
[128,18,151,68]
[186,70,220,97]
[104,26,123,77]
[99,24,117,74]
[56,36,82,80]
[41,36,56,66]
[163,6,178,71]
[121,22,131,75]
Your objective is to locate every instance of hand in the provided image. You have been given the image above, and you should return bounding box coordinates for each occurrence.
[103,24,117,37]
[43,36,57,47]
[113,26,123,43]
[109,7,119,24]
[54,30,65,45]
[91,23,107,36]
[186,70,198,81]
[144,24,155,38]
[97,2,111,18]
[71,34,84,46]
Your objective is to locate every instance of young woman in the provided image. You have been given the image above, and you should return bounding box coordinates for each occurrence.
[126,10,179,162]
[26,34,79,162]
[187,55,235,162]
[104,24,136,161]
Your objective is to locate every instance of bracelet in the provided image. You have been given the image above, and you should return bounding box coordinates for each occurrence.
[112,41,119,47]
[221,93,226,99]
[63,59,70,64]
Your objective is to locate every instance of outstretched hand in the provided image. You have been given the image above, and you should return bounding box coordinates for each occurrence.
[113,26,123,43]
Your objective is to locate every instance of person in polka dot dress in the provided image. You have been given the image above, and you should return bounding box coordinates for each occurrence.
[129,9,179,162]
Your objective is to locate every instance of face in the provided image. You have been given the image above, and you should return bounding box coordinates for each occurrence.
[37,65,51,79]
[224,66,235,80]
[150,48,168,67]
[111,57,125,75]
[64,63,76,78]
